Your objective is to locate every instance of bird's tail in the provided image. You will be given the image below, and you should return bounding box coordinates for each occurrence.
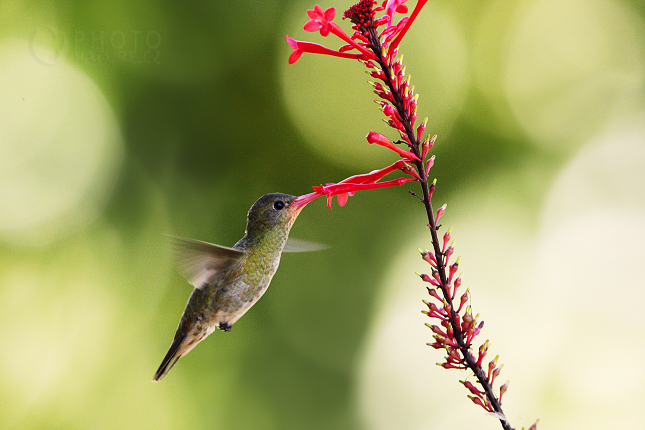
[152,332,187,382]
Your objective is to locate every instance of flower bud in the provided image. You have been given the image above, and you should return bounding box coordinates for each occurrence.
[499,380,509,401]
[435,204,447,223]
[425,155,435,175]
[417,118,428,146]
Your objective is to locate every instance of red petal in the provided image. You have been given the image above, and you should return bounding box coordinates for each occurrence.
[337,193,349,206]
[287,39,364,60]
[288,49,303,64]
[286,36,298,48]
[304,20,323,32]
[324,177,414,195]
[324,7,336,21]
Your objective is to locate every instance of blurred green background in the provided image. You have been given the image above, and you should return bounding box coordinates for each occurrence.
[1,0,644,429]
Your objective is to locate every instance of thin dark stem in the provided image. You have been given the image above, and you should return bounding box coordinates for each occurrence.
[366,27,514,430]
[408,191,423,201]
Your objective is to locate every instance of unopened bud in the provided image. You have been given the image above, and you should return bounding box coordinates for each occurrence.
[435,204,447,223]
[499,380,509,400]
[417,117,428,145]
[442,228,452,250]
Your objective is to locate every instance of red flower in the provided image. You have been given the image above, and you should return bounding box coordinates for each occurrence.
[286,36,363,64]
[293,160,417,209]
[366,132,419,161]
[304,5,336,36]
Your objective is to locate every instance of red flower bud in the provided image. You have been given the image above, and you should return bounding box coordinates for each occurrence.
[477,341,489,366]
[458,291,468,312]
[461,380,483,397]
[428,179,436,200]
[400,163,421,180]
[442,228,452,251]
[425,155,435,176]
[449,261,459,282]
[427,288,442,302]
[417,117,428,145]
[468,395,488,410]
[444,245,454,262]
[421,250,437,266]
[499,380,509,402]
[435,204,447,223]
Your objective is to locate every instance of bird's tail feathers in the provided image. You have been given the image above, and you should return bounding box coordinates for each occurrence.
[153,333,187,382]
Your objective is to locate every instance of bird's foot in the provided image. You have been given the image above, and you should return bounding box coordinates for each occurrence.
[219,322,232,332]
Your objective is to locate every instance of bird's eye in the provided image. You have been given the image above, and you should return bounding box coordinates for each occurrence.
[273,200,285,210]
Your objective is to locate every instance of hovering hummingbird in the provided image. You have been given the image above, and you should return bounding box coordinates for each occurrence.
[153,192,320,381]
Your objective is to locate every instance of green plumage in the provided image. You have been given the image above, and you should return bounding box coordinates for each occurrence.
[153,193,306,382]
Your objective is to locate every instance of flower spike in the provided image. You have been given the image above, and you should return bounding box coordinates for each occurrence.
[289,2,525,428]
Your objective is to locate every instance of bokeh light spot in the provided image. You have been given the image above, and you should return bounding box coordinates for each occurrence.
[504,0,645,153]
[0,39,123,246]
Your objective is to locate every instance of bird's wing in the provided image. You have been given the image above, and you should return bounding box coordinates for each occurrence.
[166,235,245,289]
[282,237,329,252]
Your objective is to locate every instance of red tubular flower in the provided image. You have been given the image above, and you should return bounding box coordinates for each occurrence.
[320,178,415,208]
[318,177,413,195]
[286,36,363,64]
[338,159,405,184]
[366,132,419,160]
[294,160,416,209]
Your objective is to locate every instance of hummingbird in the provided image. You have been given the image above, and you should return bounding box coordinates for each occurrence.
[153,192,319,382]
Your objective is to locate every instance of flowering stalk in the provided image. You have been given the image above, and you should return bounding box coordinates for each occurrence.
[288,2,537,430]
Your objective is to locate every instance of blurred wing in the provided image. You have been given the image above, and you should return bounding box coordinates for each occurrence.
[166,235,245,289]
[282,237,329,253]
